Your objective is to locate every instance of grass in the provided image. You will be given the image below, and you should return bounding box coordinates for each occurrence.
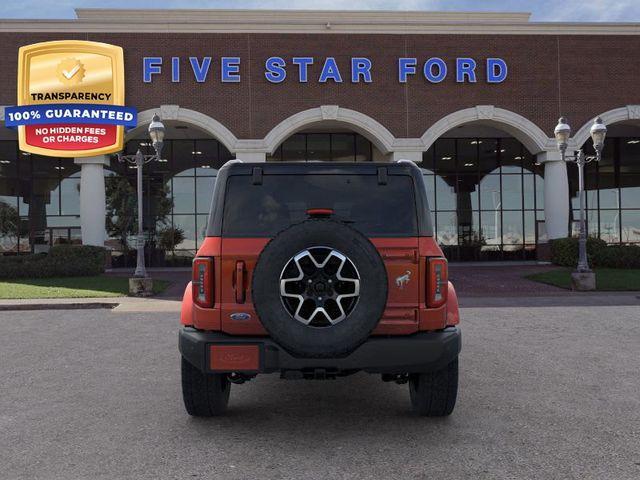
[0,275,170,299]
[526,268,640,291]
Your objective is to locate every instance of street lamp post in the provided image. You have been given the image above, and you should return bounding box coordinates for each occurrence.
[553,116,607,289]
[117,114,165,293]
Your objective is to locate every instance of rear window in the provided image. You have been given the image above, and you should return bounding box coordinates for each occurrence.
[222,174,418,237]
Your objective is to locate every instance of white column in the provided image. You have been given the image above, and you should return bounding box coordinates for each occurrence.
[538,151,569,239]
[74,155,109,246]
[234,151,266,162]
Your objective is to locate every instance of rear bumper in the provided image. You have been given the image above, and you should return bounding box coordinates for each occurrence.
[179,327,461,375]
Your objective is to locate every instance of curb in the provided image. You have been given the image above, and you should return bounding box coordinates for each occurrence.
[0,302,119,312]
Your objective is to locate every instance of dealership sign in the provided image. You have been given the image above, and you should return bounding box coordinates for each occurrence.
[5,40,137,157]
[142,56,508,84]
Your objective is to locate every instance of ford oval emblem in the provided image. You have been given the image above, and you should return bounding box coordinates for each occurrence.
[230,312,251,321]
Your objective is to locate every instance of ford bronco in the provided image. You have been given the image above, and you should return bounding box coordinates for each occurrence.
[179,160,461,416]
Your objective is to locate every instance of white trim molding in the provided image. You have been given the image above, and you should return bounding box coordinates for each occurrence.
[128,106,239,153]
[263,106,397,155]
[572,105,640,148]
[421,106,553,154]
[2,10,639,35]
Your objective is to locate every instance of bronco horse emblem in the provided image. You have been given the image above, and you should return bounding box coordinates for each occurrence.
[395,270,412,289]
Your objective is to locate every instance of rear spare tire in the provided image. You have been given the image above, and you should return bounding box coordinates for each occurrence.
[252,219,388,358]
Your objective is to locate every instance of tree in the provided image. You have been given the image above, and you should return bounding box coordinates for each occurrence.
[0,201,21,250]
[157,226,185,252]
[105,176,173,252]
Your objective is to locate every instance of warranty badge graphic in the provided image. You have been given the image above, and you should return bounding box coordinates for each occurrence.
[5,40,137,157]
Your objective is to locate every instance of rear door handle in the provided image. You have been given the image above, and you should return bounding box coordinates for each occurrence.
[235,261,246,304]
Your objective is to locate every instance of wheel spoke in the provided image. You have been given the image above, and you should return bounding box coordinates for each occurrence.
[279,247,360,327]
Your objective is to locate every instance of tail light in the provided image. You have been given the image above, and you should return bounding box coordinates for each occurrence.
[192,257,214,308]
[427,257,448,308]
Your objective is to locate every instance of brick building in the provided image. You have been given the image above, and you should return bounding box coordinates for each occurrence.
[0,9,639,263]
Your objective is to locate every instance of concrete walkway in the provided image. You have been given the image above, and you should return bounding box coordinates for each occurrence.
[1,264,637,312]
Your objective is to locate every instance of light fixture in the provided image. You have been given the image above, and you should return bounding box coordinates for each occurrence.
[470,140,483,145]
[551,114,606,281]
[147,113,165,155]
[554,117,571,153]
[200,165,211,169]
[514,156,523,160]
[54,166,65,170]
[589,117,607,154]
[441,156,453,160]
[627,139,640,144]
[464,163,474,167]
[192,151,203,155]
[0,160,10,164]
[500,149,506,153]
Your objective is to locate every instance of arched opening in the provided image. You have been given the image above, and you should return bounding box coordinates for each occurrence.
[108,120,234,267]
[570,120,640,245]
[263,106,395,160]
[421,123,545,261]
[266,122,385,162]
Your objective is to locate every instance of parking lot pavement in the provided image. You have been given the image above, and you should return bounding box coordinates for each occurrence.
[1,307,639,480]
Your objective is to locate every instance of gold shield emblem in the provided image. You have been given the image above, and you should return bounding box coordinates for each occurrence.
[16,40,125,157]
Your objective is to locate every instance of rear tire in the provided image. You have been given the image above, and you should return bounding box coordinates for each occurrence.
[409,357,458,416]
[181,358,230,417]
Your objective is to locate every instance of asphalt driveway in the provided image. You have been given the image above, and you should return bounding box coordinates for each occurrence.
[1,305,639,479]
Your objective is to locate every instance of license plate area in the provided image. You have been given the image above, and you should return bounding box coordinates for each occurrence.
[209,344,261,372]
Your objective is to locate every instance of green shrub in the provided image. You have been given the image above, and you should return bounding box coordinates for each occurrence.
[550,237,640,268]
[593,244,640,268]
[0,245,106,279]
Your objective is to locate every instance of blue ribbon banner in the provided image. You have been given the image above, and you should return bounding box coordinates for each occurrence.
[4,104,137,128]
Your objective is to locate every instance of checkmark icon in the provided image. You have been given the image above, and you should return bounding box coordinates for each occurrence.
[62,64,80,79]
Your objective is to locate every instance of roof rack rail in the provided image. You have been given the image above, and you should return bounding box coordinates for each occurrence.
[394,158,422,172]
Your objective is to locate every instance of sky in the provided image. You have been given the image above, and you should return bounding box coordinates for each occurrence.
[0,0,639,22]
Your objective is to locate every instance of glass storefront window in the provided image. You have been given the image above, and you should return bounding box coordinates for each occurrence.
[481,210,501,246]
[567,136,640,244]
[196,214,209,246]
[479,175,501,211]
[621,174,640,209]
[2,133,638,263]
[434,139,456,176]
[332,134,355,161]
[599,210,620,243]
[196,176,216,214]
[456,175,479,210]
[172,177,195,214]
[282,134,306,161]
[435,175,456,211]
[173,140,195,176]
[502,211,524,247]
[306,134,331,161]
[500,138,523,173]
[0,141,18,177]
[60,177,80,215]
[457,138,478,173]
[501,174,523,210]
[621,210,640,243]
[478,139,499,173]
[172,214,196,250]
[524,210,536,245]
[437,211,458,246]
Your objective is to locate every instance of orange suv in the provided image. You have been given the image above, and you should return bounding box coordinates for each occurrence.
[179,160,461,416]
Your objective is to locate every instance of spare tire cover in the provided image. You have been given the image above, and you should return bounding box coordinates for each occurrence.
[252,219,388,358]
